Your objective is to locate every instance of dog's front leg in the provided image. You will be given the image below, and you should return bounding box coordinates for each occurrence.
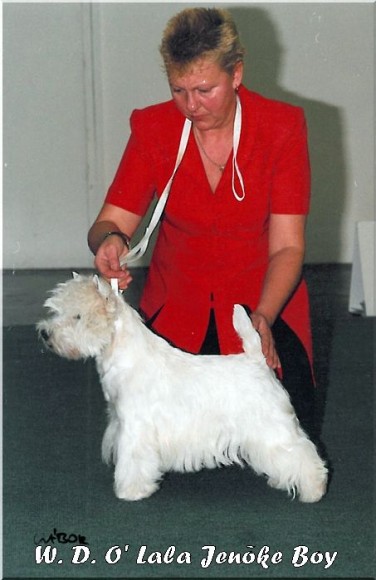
[113,427,162,501]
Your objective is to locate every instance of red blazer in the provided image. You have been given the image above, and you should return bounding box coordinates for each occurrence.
[106,86,313,366]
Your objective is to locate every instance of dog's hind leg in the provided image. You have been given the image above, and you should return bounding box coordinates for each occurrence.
[245,435,328,503]
[282,438,328,503]
[113,428,162,501]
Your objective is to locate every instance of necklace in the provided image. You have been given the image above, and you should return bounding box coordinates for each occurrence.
[194,128,227,172]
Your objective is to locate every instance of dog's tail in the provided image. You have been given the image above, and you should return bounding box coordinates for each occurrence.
[232,305,265,363]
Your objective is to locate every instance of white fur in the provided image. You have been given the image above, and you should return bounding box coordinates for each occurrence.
[38,274,328,503]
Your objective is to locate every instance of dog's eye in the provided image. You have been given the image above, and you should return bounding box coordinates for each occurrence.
[74,314,81,320]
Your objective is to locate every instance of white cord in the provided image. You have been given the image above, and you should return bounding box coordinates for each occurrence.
[232,95,246,202]
[110,278,119,295]
[121,116,192,267]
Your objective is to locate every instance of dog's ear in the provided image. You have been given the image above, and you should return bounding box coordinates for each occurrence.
[93,275,111,298]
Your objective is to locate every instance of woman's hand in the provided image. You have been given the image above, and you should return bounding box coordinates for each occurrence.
[94,236,133,290]
[250,311,281,370]
[88,205,143,291]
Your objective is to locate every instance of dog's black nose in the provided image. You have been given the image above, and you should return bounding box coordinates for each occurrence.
[40,329,49,342]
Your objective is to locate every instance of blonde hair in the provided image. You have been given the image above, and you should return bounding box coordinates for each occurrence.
[160,8,245,76]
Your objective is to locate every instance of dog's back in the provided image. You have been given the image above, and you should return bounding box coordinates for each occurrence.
[232,305,265,364]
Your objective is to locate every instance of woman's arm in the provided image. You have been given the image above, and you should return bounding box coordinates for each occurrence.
[251,213,307,369]
[88,203,143,289]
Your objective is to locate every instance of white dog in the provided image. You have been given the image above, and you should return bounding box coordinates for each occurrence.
[37,274,327,503]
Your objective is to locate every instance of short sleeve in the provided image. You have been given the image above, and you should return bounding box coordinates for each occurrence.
[105,112,156,216]
[270,109,311,215]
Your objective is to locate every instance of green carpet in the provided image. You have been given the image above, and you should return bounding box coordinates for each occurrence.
[3,307,374,578]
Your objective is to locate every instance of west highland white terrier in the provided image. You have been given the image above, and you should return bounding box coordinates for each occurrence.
[37,274,327,503]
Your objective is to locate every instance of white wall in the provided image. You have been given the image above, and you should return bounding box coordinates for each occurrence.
[3,2,374,268]
[3,3,92,268]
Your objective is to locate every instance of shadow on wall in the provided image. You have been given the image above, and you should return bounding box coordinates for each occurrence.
[230,6,347,264]
[230,7,348,434]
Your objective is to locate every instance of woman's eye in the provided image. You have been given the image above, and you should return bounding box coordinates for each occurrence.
[198,86,213,94]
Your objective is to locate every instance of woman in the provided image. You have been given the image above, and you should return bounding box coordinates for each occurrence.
[88,8,316,438]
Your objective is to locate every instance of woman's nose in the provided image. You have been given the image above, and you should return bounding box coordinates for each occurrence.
[186,92,198,111]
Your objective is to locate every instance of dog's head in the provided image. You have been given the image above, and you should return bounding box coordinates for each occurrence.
[37,273,119,360]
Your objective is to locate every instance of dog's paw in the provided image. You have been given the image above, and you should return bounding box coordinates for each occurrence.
[114,480,159,501]
[298,479,327,503]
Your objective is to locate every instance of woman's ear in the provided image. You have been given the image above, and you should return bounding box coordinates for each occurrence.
[233,61,244,90]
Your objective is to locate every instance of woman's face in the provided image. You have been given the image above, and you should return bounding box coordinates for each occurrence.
[168,58,243,132]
